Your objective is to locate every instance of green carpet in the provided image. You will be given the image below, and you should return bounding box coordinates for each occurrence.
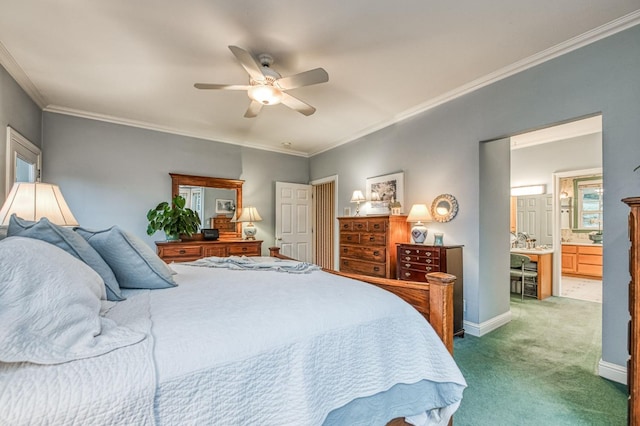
[452,295,627,425]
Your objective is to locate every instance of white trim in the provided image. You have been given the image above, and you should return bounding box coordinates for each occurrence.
[0,41,46,108]
[598,359,627,385]
[463,310,512,337]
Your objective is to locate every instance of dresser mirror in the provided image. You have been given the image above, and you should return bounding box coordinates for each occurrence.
[431,194,459,223]
[170,173,243,239]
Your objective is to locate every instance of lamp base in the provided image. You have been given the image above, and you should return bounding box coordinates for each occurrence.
[411,223,428,244]
[243,224,257,240]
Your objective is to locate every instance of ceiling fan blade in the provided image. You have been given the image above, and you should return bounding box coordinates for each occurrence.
[276,68,329,90]
[244,100,263,118]
[228,45,265,82]
[280,93,316,116]
[194,83,251,90]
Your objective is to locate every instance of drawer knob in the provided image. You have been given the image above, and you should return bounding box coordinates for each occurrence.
[404,272,411,277]
[373,251,380,256]
[426,252,432,256]
[405,256,411,261]
[425,266,432,271]
[369,237,375,242]
[373,224,381,229]
[242,247,247,251]
[426,259,432,264]
[373,266,380,272]
[179,249,186,254]
[405,263,411,268]
[404,250,411,254]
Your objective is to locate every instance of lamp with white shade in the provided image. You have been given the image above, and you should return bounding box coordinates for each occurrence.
[0,182,78,226]
[350,190,366,216]
[406,204,432,244]
[234,206,263,240]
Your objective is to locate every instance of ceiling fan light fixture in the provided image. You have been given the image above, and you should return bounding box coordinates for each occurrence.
[248,84,283,105]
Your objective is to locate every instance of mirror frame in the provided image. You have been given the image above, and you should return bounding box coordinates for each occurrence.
[431,193,459,223]
[170,173,243,239]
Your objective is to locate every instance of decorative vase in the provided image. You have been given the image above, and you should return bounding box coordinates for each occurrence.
[434,233,444,246]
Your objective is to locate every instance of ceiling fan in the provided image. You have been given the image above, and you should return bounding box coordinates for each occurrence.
[194,45,329,118]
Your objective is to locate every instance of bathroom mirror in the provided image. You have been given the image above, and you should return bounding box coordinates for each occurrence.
[170,173,243,239]
[431,194,459,223]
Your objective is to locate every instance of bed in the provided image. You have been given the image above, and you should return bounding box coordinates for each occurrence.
[0,218,466,426]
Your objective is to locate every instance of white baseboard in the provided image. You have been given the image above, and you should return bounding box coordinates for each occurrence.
[463,310,512,337]
[598,359,627,385]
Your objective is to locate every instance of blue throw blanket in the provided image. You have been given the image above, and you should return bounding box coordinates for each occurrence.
[184,256,321,274]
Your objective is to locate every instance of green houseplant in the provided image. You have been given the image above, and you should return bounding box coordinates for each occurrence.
[146,195,201,241]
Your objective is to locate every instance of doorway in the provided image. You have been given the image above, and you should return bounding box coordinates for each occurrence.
[510,115,603,303]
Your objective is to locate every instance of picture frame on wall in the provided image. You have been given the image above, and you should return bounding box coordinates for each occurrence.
[365,172,404,215]
[215,199,235,214]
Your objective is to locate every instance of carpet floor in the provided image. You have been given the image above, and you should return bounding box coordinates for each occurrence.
[452,295,627,425]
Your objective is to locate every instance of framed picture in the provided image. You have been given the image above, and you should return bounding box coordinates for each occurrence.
[215,199,235,214]
[365,172,404,215]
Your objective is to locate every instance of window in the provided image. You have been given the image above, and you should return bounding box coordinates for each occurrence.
[573,176,603,231]
[6,126,41,196]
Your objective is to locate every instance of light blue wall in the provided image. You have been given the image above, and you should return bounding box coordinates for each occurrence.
[42,112,309,254]
[0,65,42,196]
[511,132,602,190]
[311,24,640,368]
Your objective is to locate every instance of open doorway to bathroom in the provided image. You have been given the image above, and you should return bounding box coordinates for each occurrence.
[510,115,603,304]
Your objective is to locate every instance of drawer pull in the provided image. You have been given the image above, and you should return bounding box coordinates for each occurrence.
[373,251,380,256]
[347,236,354,241]
[373,266,380,272]
[404,250,411,255]
[357,224,364,229]
[426,252,432,256]
[179,249,186,254]
[373,224,381,229]
[242,247,247,251]
[405,263,411,268]
[425,266,432,271]
[369,237,375,242]
[405,256,411,261]
[426,259,432,264]
[404,272,411,277]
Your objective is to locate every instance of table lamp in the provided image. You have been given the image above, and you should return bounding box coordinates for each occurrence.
[350,190,366,216]
[234,206,262,240]
[406,204,432,244]
[0,182,78,226]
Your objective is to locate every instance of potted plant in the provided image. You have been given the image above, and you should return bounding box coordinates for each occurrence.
[146,195,201,241]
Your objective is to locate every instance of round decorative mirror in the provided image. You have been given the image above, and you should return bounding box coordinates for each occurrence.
[431,194,459,223]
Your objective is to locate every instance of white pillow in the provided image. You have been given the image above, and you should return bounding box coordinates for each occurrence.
[0,236,145,365]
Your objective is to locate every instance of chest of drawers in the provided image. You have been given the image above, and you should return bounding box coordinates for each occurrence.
[338,215,408,279]
[397,243,464,336]
[156,239,262,263]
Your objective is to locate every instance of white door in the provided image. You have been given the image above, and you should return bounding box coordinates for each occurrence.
[275,182,312,262]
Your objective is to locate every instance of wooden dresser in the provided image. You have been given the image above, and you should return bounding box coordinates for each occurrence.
[623,197,640,424]
[397,243,464,337]
[338,215,408,279]
[156,239,262,263]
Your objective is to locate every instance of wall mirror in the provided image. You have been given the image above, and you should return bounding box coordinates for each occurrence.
[431,194,459,223]
[170,173,243,239]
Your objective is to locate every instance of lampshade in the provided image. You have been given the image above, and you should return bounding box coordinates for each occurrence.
[350,190,366,203]
[248,85,283,105]
[406,204,432,223]
[235,206,263,223]
[0,182,78,226]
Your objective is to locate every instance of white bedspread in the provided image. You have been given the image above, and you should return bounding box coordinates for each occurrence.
[0,292,156,426]
[151,263,466,425]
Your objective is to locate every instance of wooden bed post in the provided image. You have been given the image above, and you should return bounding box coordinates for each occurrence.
[426,272,455,355]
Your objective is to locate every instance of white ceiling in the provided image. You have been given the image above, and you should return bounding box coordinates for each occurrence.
[1,1,638,157]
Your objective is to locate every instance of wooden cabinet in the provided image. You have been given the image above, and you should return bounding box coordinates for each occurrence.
[561,243,602,279]
[623,197,640,424]
[338,215,408,279]
[397,243,464,336]
[211,215,235,232]
[156,239,262,263]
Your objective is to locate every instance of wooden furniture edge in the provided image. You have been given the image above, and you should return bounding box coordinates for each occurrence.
[269,247,455,354]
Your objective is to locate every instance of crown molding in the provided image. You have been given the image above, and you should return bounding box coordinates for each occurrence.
[310,10,640,157]
[0,41,47,109]
[43,105,310,158]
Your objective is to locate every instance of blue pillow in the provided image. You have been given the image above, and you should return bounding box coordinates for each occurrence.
[7,215,124,301]
[75,226,177,289]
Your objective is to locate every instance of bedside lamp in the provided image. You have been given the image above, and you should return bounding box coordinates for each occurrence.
[350,190,366,216]
[0,182,79,226]
[406,204,432,244]
[234,206,262,240]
